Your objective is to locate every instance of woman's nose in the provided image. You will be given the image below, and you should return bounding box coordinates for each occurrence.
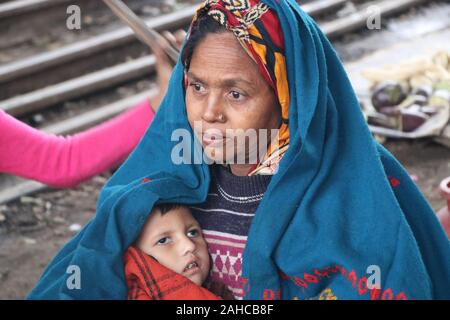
[201,95,224,123]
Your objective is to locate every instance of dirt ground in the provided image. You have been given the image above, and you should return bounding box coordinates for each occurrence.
[1,2,450,300]
[0,175,109,299]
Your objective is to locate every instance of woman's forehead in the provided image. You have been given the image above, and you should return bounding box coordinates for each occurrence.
[187,70,257,90]
[188,33,264,85]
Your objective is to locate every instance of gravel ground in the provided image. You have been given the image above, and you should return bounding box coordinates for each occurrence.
[0,1,449,300]
[0,175,109,299]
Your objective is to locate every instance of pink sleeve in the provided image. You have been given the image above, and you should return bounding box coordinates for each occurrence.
[0,99,154,188]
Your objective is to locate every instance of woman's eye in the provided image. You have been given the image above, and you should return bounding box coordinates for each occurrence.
[157,237,169,245]
[187,229,199,238]
[190,83,204,92]
[229,91,244,100]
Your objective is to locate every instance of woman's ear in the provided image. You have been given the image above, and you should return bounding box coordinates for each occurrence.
[183,71,189,89]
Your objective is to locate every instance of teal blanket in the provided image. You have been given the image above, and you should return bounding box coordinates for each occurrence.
[29,0,450,299]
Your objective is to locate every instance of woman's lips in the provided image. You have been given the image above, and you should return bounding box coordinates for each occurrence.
[202,134,228,146]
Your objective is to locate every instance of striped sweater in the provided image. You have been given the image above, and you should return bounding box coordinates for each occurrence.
[189,164,272,300]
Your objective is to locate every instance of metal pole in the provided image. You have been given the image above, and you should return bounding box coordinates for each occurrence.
[102,0,180,63]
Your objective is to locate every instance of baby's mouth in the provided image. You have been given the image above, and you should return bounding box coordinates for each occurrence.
[183,261,199,272]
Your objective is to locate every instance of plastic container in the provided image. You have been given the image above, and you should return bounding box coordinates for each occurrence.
[437,176,450,238]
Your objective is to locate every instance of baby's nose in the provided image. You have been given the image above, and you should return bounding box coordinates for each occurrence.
[181,236,196,255]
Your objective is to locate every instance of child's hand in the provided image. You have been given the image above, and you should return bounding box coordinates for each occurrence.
[150,29,187,112]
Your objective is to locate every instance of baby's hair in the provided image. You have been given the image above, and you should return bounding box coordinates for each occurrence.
[153,203,187,215]
[134,203,189,247]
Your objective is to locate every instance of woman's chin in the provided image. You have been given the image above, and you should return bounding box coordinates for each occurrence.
[204,145,257,166]
[203,146,227,163]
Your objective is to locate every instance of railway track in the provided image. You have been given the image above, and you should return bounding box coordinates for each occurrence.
[0,0,433,204]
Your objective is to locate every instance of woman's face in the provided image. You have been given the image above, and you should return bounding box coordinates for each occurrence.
[185,31,282,165]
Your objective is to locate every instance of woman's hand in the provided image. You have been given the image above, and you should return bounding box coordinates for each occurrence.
[149,29,187,112]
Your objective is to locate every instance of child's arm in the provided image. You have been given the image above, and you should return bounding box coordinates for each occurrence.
[124,246,222,300]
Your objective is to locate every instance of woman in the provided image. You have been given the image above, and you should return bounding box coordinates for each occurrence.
[29,0,450,300]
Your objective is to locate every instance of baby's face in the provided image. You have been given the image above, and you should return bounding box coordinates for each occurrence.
[137,206,210,286]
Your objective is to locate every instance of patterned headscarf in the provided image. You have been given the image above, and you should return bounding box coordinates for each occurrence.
[187,0,290,176]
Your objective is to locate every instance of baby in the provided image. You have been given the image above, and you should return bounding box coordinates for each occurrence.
[124,203,220,299]
[135,203,210,285]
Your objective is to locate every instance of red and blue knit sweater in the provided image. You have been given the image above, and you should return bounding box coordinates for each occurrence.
[190,165,272,300]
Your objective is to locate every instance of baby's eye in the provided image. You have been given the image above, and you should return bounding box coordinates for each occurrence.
[187,229,199,238]
[157,237,170,245]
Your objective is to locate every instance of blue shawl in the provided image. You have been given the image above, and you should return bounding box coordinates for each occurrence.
[29,0,450,300]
